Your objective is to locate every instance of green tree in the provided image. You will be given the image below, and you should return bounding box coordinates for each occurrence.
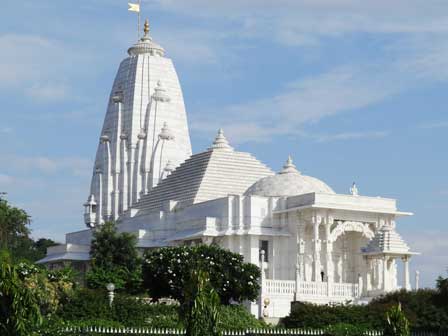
[86,221,141,293]
[384,303,410,336]
[33,238,58,261]
[180,270,222,336]
[0,197,31,251]
[0,261,42,336]
[142,244,260,304]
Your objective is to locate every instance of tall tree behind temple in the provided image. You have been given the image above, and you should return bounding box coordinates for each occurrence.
[0,197,57,262]
[0,197,30,251]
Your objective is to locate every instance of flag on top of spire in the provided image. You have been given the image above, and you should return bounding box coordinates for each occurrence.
[128,2,140,12]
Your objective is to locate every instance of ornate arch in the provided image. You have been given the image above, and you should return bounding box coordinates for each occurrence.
[329,221,374,242]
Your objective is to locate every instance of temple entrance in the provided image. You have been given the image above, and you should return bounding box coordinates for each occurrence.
[333,231,369,283]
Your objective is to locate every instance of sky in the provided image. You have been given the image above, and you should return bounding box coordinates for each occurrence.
[0,0,447,288]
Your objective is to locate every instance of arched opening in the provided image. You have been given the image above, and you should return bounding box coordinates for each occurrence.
[333,231,369,283]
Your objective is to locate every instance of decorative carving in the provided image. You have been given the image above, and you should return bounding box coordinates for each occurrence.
[350,182,359,196]
[329,221,374,242]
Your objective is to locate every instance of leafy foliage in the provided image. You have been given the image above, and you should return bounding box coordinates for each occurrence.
[282,287,448,332]
[143,245,260,304]
[0,258,73,336]
[325,323,370,336]
[0,197,58,263]
[281,301,377,329]
[87,221,142,293]
[384,303,410,336]
[55,287,262,330]
[436,274,448,307]
[0,197,30,251]
[219,305,266,330]
[0,261,42,336]
[180,270,222,336]
[57,288,181,328]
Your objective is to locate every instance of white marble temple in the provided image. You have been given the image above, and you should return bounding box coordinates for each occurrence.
[39,20,418,319]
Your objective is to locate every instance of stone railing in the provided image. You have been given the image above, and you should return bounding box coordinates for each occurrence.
[264,279,296,295]
[331,282,359,298]
[263,280,360,299]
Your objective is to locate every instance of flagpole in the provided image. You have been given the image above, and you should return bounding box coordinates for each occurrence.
[137,0,141,39]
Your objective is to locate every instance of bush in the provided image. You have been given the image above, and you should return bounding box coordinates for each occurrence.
[280,301,379,329]
[325,323,370,336]
[143,245,260,304]
[0,259,74,336]
[54,288,264,330]
[113,296,181,328]
[220,305,266,330]
[58,288,181,328]
[384,304,410,336]
[371,289,448,331]
[57,288,112,321]
[0,261,42,336]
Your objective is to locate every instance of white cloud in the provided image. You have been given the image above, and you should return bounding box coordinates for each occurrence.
[402,229,448,288]
[315,131,388,143]
[419,121,448,129]
[0,33,98,103]
[0,174,15,186]
[25,83,69,102]
[150,0,448,45]
[5,155,91,177]
[190,65,399,143]
[0,127,13,135]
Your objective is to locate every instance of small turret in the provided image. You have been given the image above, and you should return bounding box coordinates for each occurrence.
[83,194,97,228]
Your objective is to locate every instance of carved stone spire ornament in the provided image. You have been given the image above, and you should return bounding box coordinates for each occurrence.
[209,128,233,151]
[280,155,301,174]
[350,182,359,196]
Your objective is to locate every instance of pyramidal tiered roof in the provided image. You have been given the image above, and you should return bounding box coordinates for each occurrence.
[362,224,413,255]
[135,130,274,213]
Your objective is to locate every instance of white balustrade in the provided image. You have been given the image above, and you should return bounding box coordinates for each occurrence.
[263,279,360,300]
[265,279,296,295]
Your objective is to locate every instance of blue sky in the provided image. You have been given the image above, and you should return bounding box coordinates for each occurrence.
[0,0,447,288]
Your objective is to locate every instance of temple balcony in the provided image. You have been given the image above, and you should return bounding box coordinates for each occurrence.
[261,279,361,318]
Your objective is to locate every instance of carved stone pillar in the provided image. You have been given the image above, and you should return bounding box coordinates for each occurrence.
[312,215,321,282]
[365,258,372,293]
[337,255,343,283]
[325,220,333,283]
[382,256,389,292]
[402,256,411,290]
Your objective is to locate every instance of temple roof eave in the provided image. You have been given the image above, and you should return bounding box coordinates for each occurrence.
[361,251,420,257]
[273,203,413,217]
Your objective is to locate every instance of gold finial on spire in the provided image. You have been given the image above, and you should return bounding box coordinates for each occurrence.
[144,19,149,35]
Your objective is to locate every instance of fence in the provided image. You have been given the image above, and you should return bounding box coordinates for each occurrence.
[57,327,448,336]
[59,327,383,335]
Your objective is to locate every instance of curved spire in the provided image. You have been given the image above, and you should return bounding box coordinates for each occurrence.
[209,128,233,151]
[279,155,300,174]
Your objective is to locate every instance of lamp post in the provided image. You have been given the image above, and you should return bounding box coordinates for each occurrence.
[106,283,115,306]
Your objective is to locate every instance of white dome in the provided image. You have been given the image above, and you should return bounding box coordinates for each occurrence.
[245,156,335,197]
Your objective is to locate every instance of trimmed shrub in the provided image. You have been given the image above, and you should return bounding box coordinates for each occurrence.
[220,305,266,330]
[143,245,260,304]
[325,323,370,336]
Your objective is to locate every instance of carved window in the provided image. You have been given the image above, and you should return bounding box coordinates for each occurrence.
[260,240,269,262]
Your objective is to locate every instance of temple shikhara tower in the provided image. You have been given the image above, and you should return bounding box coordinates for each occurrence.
[39,18,418,318]
[84,20,192,227]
